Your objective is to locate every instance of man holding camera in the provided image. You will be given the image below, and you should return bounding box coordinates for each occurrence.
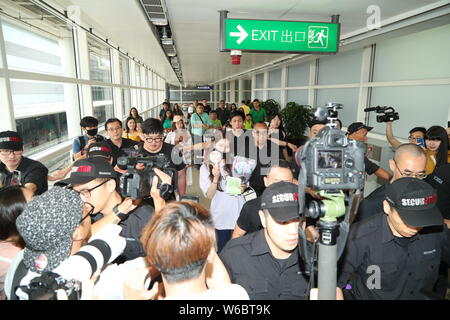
[346,122,392,181]
[105,118,138,167]
[0,131,48,195]
[339,178,450,300]
[139,118,186,193]
[72,116,101,161]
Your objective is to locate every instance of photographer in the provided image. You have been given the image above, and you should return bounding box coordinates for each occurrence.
[0,131,48,195]
[139,118,186,193]
[57,157,156,262]
[72,116,101,161]
[338,178,450,300]
[346,122,392,181]
[105,118,138,167]
[386,121,426,150]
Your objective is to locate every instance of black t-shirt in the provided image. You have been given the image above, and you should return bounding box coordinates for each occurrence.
[216,107,230,126]
[118,204,154,262]
[364,156,380,175]
[0,157,48,195]
[106,138,138,167]
[236,197,262,233]
[203,104,211,114]
[425,163,450,219]
[355,184,386,222]
[140,142,186,172]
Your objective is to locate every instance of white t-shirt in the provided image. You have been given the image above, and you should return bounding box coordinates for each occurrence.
[199,163,245,230]
[165,284,249,300]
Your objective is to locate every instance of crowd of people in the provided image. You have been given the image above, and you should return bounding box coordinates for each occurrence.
[0,99,449,301]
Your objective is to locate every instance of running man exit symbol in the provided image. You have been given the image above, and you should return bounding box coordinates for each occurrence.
[308,26,329,48]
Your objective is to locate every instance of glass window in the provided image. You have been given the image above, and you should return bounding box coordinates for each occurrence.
[255,73,264,88]
[2,21,66,75]
[369,85,450,138]
[16,113,68,157]
[316,88,359,127]
[88,37,111,83]
[119,55,130,116]
[317,49,362,85]
[268,90,281,103]
[373,24,450,81]
[268,69,282,88]
[288,63,309,87]
[92,86,114,124]
[287,89,308,105]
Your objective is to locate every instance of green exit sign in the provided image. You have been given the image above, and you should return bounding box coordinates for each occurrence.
[221,18,340,54]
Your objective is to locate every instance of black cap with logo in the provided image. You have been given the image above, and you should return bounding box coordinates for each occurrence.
[57,157,117,186]
[87,141,112,159]
[0,131,23,151]
[346,122,373,135]
[261,181,300,222]
[385,177,443,227]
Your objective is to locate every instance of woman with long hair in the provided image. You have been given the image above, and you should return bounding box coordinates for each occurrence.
[172,103,183,116]
[122,117,141,142]
[163,110,174,133]
[425,125,450,174]
[0,186,33,299]
[199,138,246,253]
[267,113,297,161]
[129,107,144,123]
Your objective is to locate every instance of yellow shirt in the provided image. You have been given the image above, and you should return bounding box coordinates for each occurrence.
[241,105,250,115]
[122,131,141,142]
[425,149,450,174]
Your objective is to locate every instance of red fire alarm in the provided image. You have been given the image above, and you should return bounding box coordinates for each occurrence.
[231,50,242,65]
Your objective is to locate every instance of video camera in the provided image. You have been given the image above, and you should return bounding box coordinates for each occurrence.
[364,106,399,123]
[297,102,365,300]
[117,154,176,200]
[20,225,125,300]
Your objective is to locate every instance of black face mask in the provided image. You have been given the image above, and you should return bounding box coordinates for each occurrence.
[86,128,98,136]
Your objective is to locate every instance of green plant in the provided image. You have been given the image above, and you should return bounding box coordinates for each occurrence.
[281,102,313,139]
[261,99,280,119]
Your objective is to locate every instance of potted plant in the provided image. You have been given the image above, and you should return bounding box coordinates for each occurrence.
[261,99,281,119]
[281,102,313,152]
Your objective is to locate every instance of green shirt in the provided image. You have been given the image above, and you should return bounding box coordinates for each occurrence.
[163,119,172,129]
[244,120,253,130]
[190,112,212,136]
[211,119,222,129]
[250,108,267,123]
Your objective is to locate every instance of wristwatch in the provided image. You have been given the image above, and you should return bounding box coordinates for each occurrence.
[113,204,128,221]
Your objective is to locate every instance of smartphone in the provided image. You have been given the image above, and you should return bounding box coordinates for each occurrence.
[416,138,425,148]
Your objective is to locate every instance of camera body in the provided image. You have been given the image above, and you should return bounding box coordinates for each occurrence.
[24,271,81,300]
[93,134,105,142]
[117,154,176,200]
[302,126,365,191]
[365,106,399,123]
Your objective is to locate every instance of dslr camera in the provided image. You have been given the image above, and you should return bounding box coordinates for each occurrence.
[301,103,365,191]
[117,154,176,200]
[364,106,399,123]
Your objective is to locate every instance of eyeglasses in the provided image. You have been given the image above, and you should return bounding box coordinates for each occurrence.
[143,135,163,143]
[75,179,110,199]
[393,160,427,180]
[408,136,423,141]
[107,126,122,132]
[0,149,23,156]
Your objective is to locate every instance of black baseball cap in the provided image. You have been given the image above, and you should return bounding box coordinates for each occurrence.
[57,157,117,186]
[346,122,373,135]
[87,141,112,159]
[385,177,443,227]
[261,182,300,222]
[0,131,23,151]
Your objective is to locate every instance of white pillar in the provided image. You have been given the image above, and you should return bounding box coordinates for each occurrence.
[75,27,93,117]
[110,48,123,121]
[0,18,15,131]
[280,66,288,109]
[358,45,374,123]
[263,71,269,101]
[251,74,256,100]
[308,59,318,107]
[238,79,244,104]
[230,79,236,103]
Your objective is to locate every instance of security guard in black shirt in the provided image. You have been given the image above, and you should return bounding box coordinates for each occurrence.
[338,177,450,300]
[0,131,48,195]
[221,182,343,300]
